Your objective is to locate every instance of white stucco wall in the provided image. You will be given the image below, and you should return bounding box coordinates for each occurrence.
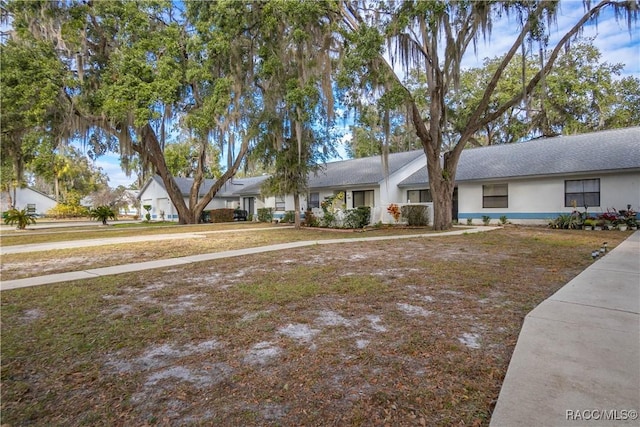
[458,172,640,224]
[1,188,57,216]
[378,154,428,209]
[139,179,173,221]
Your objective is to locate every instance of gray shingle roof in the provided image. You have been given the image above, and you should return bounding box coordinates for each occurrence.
[399,127,640,186]
[308,149,424,189]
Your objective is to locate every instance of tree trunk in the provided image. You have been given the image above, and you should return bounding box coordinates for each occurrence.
[8,185,14,209]
[193,136,250,221]
[293,193,301,229]
[426,155,455,231]
[139,124,194,224]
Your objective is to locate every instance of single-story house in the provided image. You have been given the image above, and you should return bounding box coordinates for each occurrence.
[138,127,640,225]
[0,187,57,217]
[399,126,640,224]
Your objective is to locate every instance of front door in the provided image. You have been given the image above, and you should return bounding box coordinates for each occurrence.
[243,197,254,215]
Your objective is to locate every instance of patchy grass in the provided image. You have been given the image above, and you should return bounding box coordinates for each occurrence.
[0,227,440,280]
[0,221,276,246]
[0,227,631,426]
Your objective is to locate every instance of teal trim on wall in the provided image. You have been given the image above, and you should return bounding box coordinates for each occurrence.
[458,212,562,220]
[459,212,640,220]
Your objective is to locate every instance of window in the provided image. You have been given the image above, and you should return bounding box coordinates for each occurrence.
[308,192,320,209]
[352,190,374,208]
[275,196,285,211]
[407,189,432,203]
[483,184,508,208]
[565,179,600,207]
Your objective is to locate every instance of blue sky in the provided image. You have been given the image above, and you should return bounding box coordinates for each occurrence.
[97,2,639,188]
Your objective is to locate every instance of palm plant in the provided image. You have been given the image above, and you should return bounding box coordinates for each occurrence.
[3,208,38,230]
[90,205,117,225]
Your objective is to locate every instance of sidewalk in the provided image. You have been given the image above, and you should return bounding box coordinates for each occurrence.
[0,226,496,291]
[490,231,640,426]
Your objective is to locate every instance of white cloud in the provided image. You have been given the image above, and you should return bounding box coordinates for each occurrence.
[93,153,137,189]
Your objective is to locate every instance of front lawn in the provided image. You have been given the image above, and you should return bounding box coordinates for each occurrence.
[0,227,630,426]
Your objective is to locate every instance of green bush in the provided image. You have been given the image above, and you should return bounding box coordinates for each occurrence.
[401,205,429,226]
[320,211,337,228]
[281,210,296,224]
[344,206,371,229]
[210,208,234,223]
[257,207,274,223]
[482,215,491,225]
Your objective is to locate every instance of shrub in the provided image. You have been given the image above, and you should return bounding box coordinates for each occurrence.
[3,208,37,230]
[281,210,296,224]
[401,205,429,226]
[482,215,491,225]
[320,193,345,227]
[303,209,319,227]
[499,215,508,225]
[257,207,274,223]
[320,211,337,228]
[466,218,473,225]
[143,204,152,222]
[548,211,584,229]
[89,205,117,225]
[46,203,90,219]
[344,206,371,229]
[210,208,234,223]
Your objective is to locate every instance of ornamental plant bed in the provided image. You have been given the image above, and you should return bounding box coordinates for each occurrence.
[1,228,628,426]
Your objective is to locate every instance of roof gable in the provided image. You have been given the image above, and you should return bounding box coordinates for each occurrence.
[308,150,424,189]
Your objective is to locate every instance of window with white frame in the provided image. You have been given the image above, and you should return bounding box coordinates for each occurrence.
[407,189,432,203]
[565,179,600,207]
[275,196,286,211]
[483,184,508,208]
[308,192,320,209]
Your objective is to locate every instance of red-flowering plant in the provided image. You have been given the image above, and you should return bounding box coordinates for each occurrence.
[387,203,401,223]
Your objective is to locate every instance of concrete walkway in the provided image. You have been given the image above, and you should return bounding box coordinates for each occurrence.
[0,226,497,291]
[490,231,640,426]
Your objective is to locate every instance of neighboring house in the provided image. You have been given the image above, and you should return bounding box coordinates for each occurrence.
[137,175,269,220]
[137,127,640,225]
[0,187,57,217]
[399,126,640,224]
